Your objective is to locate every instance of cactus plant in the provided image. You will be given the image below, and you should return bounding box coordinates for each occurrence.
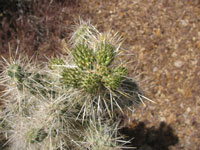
[0,20,152,150]
[79,119,132,150]
[47,20,136,120]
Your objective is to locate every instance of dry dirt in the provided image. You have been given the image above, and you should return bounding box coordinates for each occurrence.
[1,0,200,150]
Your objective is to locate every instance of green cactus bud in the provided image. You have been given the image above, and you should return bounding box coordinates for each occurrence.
[103,74,119,90]
[80,73,101,93]
[96,43,115,66]
[97,66,110,76]
[103,67,127,90]
[73,44,95,70]
[61,68,82,88]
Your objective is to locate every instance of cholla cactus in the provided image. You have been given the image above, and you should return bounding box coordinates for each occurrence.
[70,20,97,47]
[0,52,52,101]
[80,119,132,150]
[0,52,81,149]
[0,20,152,150]
[47,20,136,120]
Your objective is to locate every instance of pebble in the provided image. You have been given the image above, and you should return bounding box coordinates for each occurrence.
[198,32,200,37]
[160,117,166,122]
[180,20,188,26]
[172,52,177,57]
[191,60,197,65]
[153,67,158,72]
[174,60,183,68]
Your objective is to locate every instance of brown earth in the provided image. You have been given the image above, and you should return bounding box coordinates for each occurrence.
[1,0,200,150]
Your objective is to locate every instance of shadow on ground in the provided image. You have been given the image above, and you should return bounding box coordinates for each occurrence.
[120,122,179,150]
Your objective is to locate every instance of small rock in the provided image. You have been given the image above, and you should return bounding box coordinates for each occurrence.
[172,52,177,57]
[153,67,158,72]
[186,107,191,113]
[160,117,166,122]
[191,60,198,65]
[174,60,183,68]
[180,20,188,26]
